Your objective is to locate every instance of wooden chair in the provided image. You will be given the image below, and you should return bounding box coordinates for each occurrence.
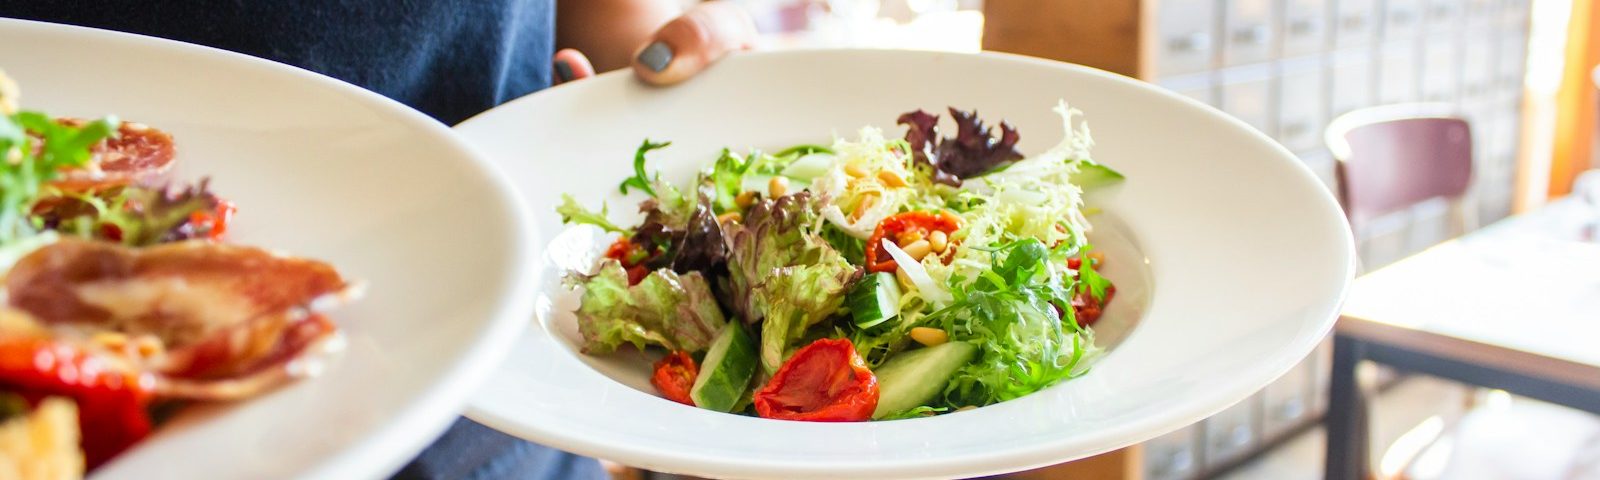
[1325,104,1479,246]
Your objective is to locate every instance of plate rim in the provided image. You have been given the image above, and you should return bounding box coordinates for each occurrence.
[0,18,543,480]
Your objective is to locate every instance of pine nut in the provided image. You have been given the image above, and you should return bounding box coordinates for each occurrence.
[928,230,949,253]
[901,239,932,261]
[896,230,924,247]
[768,177,789,197]
[851,193,878,221]
[1088,251,1106,265]
[735,190,758,208]
[844,163,870,178]
[909,327,949,346]
[877,169,908,187]
[717,211,742,224]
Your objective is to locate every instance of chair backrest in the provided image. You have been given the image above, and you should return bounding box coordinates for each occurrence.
[1325,104,1474,227]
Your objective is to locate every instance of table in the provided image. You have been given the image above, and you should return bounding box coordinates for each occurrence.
[1324,197,1600,479]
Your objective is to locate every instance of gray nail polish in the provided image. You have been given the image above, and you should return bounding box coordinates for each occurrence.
[554,60,574,82]
[638,42,672,73]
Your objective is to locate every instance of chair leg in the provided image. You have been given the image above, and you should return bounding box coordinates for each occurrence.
[1326,335,1372,480]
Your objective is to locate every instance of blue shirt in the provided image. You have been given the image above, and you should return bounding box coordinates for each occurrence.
[3,0,554,125]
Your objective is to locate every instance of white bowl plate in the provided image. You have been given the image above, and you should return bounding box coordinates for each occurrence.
[0,19,538,480]
[455,49,1353,480]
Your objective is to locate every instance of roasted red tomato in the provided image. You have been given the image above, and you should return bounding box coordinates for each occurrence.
[0,338,151,469]
[185,200,237,241]
[865,211,961,273]
[603,237,652,285]
[753,338,878,422]
[651,351,698,406]
[1071,284,1116,326]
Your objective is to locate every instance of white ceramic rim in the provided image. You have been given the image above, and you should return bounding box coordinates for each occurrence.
[0,18,542,480]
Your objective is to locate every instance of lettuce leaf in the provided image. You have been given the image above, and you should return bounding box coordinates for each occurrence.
[929,238,1099,405]
[567,260,726,354]
[897,107,1023,186]
[723,191,860,372]
[556,194,627,234]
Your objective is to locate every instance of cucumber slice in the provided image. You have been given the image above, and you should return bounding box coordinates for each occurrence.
[779,153,836,181]
[690,322,759,412]
[1071,162,1125,190]
[871,341,978,419]
[848,272,901,329]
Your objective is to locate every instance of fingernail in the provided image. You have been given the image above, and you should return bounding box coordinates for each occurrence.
[554,60,574,83]
[638,42,672,73]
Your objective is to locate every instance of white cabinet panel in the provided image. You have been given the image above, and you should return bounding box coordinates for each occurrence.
[1223,0,1278,66]
[1330,49,1375,116]
[1334,0,1379,47]
[1377,41,1421,104]
[1421,34,1461,103]
[1278,59,1327,152]
[1282,0,1330,57]
[1220,65,1277,136]
[1157,0,1222,76]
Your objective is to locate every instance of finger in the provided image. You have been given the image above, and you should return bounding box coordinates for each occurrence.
[553,48,597,85]
[632,1,756,86]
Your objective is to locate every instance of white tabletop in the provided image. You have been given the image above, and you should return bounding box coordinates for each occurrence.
[1342,197,1600,368]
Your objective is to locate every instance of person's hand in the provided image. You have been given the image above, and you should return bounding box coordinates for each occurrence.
[552,1,756,86]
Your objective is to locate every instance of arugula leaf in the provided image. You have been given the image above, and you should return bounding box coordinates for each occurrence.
[1077,246,1110,302]
[619,139,670,196]
[0,112,119,245]
[556,193,627,233]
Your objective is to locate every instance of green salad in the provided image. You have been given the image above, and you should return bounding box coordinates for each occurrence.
[557,101,1123,421]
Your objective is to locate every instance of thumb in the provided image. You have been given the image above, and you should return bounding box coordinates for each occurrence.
[631,1,756,86]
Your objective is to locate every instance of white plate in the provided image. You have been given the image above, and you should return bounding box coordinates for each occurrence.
[455,49,1353,479]
[0,19,538,479]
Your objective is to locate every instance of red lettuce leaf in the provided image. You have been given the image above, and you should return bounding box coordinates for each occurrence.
[897,107,1024,186]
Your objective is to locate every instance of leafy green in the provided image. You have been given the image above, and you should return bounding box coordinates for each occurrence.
[708,148,752,213]
[1077,246,1110,302]
[0,112,119,245]
[927,238,1098,406]
[45,182,225,246]
[878,405,948,420]
[820,223,865,265]
[723,192,859,372]
[566,260,726,354]
[556,193,627,233]
[619,139,671,197]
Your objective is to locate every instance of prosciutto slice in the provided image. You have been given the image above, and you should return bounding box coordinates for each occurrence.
[49,121,177,191]
[4,239,357,400]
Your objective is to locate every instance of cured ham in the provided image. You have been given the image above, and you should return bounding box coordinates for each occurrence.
[5,239,356,392]
[0,240,358,468]
[49,121,176,191]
